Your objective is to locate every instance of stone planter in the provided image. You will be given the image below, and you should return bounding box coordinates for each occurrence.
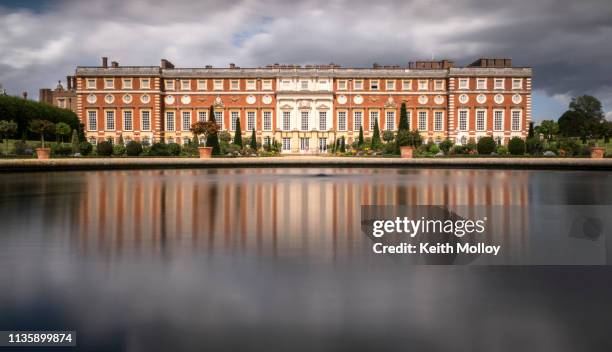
[400,146,414,159]
[198,146,213,159]
[590,147,605,159]
[35,147,51,160]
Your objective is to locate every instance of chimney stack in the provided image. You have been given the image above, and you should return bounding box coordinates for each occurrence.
[102,57,108,67]
[229,63,235,69]
[111,61,119,68]
[66,76,72,90]
[22,91,28,100]
[160,59,175,69]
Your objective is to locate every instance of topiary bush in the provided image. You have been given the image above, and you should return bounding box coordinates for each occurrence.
[96,141,113,156]
[52,143,73,156]
[508,137,526,155]
[79,141,93,156]
[525,137,543,155]
[439,139,454,154]
[149,142,170,156]
[477,137,496,155]
[112,144,126,156]
[126,141,143,156]
[496,145,508,155]
[167,142,181,156]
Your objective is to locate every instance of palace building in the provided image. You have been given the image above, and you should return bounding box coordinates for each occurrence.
[74,57,531,153]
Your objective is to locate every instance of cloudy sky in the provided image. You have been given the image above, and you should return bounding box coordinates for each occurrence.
[1,0,611,121]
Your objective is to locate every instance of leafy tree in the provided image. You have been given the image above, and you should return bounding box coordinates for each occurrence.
[526,137,543,155]
[476,136,496,155]
[190,120,219,146]
[250,128,257,150]
[558,95,605,139]
[71,129,79,154]
[233,117,242,147]
[55,122,71,143]
[398,102,409,132]
[28,119,55,148]
[396,130,422,148]
[535,120,559,140]
[382,130,395,143]
[96,141,113,156]
[205,105,220,155]
[508,137,526,155]
[0,119,17,155]
[439,139,454,154]
[371,118,381,148]
[126,141,143,156]
[358,125,364,147]
[569,95,604,120]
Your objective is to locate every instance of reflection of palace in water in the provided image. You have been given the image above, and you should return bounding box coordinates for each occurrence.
[73,169,529,262]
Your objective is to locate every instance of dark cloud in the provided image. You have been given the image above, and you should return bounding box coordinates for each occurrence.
[0,0,611,118]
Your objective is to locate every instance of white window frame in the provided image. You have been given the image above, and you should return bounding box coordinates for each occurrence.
[386,80,396,91]
[337,80,347,90]
[353,80,363,90]
[282,111,291,131]
[141,110,151,131]
[263,111,272,131]
[511,109,521,131]
[354,111,363,131]
[385,111,395,131]
[197,79,207,90]
[337,111,347,131]
[282,137,291,151]
[300,111,309,131]
[181,80,191,91]
[214,111,223,129]
[140,78,151,89]
[418,111,428,131]
[105,110,116,131]
[214,80,223,90]
[262,80,272,90]
[230,80,240,90]
[476,109,486,132]
[247,111,256,131]
[370,80,379,90]
[434,80,444,91]
[458,109,469,132]
[319,111,327,131]
[87,79,96,89]
[104,79,114,89]
[512,78,523,90]
[300,137,309,151]
[165,80,175,90]
[477,78,487,90]
[87,110,97,131]
[493,110,504,131]
[402,80,412,90]
[300,80,309,90]
[369,110,379,131]
[123,110,133,131]
[246,80,256,90]
[198,110,207,122]
[434,111,443,131]
[418,80,428,91]
[166,111,175,131]
[458,78,469,89]
[494,78,505,90]
[230,111,239,131]
[182,111,191,131]
[122,78,132,90]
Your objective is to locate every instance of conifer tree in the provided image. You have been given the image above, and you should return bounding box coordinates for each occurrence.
[358,125,364,147]
[233,117,243,147]
[371,117,381,149]
[399,102,409,132]
[205,105,220,155]
[250,128,257,150]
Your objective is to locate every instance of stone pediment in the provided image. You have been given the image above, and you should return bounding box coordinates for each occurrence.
[316,104,330,110]
[279,103,293,110]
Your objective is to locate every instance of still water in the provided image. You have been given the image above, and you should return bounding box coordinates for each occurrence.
[0,168,610,351]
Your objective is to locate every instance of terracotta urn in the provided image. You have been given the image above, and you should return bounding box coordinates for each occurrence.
[35,147,51,160]
[198,147,213,159]
[589,147,605,159]
[400,146,414,159]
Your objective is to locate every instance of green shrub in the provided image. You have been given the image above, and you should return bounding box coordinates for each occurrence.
[125,141,143,156]
[396,130,422,147]
[149,142,170,156]
[382,131,395,143]
[450,145,466,155]
[525,137,543,155]
[466,138,477,153]
[12,141,33,156]
[429,143,440,154]
[383,142,396,155]
[52,143,73,156]
[557,138,581,156]
[113,144,126,156]
[508,137,526,155]
[96,141,113,156]
[167,143,181,156]
[496,145,508,155]
[477,137,496,155]
[439,139,454,154]
[79,142,93,156]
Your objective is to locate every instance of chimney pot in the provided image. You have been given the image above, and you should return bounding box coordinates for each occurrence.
[111,61,119,68]
[229,63,235,69]
[102,57,108,67]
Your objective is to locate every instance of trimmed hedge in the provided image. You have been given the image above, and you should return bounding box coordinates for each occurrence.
[126,141,143,156]
[508,137,526,155]
[96,141,113,156]
[477,137,496,155]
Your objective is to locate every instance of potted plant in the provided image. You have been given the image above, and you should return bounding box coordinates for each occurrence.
[190,120,219,158]
[28,119,55,159]
[589,142,605,159]
[396,130,422,158]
